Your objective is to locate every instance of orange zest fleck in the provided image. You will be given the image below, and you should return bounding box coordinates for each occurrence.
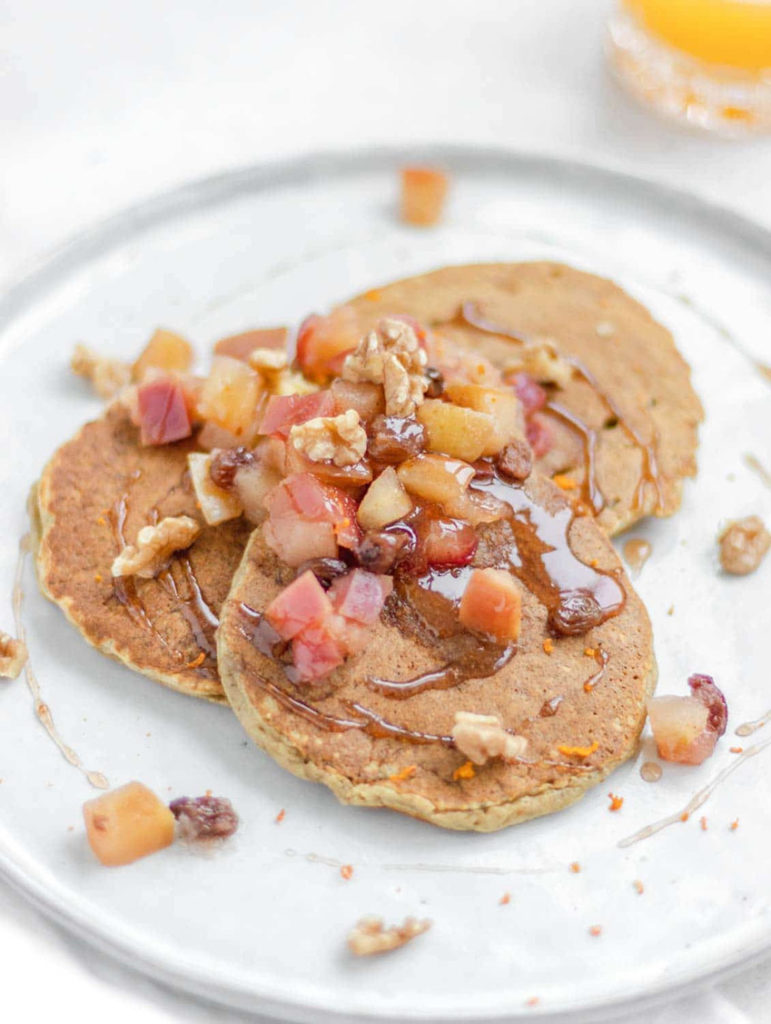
[96,516,106,527]
[93,573,103,583]
[542,638,554,655]
[608,792,624,812]
[553,474,578,490]
[364,288,382,302]
[700,816,708,831]
[389,764,417,783]
[499,891,511,905]
[525,996,540,1008]
[340,864,354,880]
[589,558,599,568]
[633,879,644,894]
[583,647,596,658]
[730,819,739,831]
[569,861,581,873]
[588,925,602,937]
[583,681,596,694]
[730,746,743,754]
[184,651,206,669]
[452,760,476,781]
[557,740,599,758]
[275,808,286,824]
[680,812,690,822]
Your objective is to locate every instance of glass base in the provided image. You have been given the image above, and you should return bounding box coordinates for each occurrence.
[607,9,771,137]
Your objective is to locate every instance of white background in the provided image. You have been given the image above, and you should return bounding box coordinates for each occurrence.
[2,1,771,1021]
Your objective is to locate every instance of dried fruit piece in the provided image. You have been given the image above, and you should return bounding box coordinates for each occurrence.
[347,915,432,956]
[368,415,426,464]
[496,439,533,481]
[718,516,770,575]
[451,711,527,765]
[688,674,728,736]
[401,166,448,227]
[459,568,522,641]
[83,781,175,866]
[549,589,604,636]
[133,329,193,383]
[169,795,239,840]
[187,452,243,525]
[357,467,413,530]
[0,631,27,680]
[209,446,256,490]
[355,530,411,574]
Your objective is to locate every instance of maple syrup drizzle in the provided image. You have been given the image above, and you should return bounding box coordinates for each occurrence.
[108,486,168,644]
[582,647,609,692]
[544,400,604,513]
[457,302,665,513]
[368,642,516,699]
[13,535,107,789]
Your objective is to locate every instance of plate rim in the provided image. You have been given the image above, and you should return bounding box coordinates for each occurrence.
[2,142,770,1022]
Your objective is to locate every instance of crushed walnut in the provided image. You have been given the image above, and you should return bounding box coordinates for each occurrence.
[0,631,27,679]
[718,516,770,575]
[111,515,200,579]
[71,343,132,400]
[342,318,428,416]
[347,915,431,957]
[289,410,367,467]
[503,340,572,389]
[247,347,288,373]
[451,711,527,766]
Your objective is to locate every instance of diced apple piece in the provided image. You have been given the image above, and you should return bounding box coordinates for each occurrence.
[647,697,716,765]
[417,400,496,462]
[418,516,478,567]
[328,569,393,625]
[187,453,243,526]
[133,329,193,383]
[284,443,373,488]
[357,467,412,531]
[459,568,522,642]
[296,306,362,382]
[397,453,475,509]
[137,379,192,446]
[445,383,524,456]
[291,622,346,682]
[444,487,509,526]
[197,420,244,451]
[509,372,547,415]
[214,327,288,362]
[83,781,175,867]
[263,472,361,566]
[258,390,336,439]
[233,457,283,525]
[197,356,262,440]
[331,379,385,422]
[401,167,448,227]
[526,414,552,457]
[266,570,334,641]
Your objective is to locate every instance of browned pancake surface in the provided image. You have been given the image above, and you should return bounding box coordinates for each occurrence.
[347,262,703,535]
[218,474,656,831]
[36,405,251,701]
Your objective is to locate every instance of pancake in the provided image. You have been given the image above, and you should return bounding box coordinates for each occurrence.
[218,472,656,831]
[35,404,251,702]
[346,262,703,535]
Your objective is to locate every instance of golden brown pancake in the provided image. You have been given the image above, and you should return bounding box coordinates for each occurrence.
[218,473,656,831]
[347,262,703,536]
[35,404,251,702]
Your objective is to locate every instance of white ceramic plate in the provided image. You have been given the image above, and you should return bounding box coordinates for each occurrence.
[1,148,770,1023]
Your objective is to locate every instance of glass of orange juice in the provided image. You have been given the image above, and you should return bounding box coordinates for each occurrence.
[608,0,771,134]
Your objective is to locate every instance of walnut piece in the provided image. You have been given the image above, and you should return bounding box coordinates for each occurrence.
[503,340,572,389]
[347,916,431,957]
[0,631,28,679]
[289,410,367,467]
[342,317,428,416]
[111,515,200,579]
[247,347,289,373]
[718,516,771,575]
[71,344,132,400]
[451,711,527,766]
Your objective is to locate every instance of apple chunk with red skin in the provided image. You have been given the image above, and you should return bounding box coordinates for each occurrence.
[459,568,522,642]
[83,781,175,867]
[647,674,727,766]
[137,378,192,446]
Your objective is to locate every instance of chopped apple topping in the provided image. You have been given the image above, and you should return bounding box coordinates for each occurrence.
[504,340,573,389]
[331,379,385,421]
[342,318,428,417]
[458,568,522,641]
[444,383,525,455]
[263,473,360,567]
[718,516,770,575]
[70,344,131,400]
[288,409,367,467]
[417,399,496,462]
[0,631,27,679]
[133,328,193,383]
[296,307,362,382]
[647,697,714,765]
[397,453,475,509]
[187,452,243,525]
[111,515,200,579]
[214,327,288,362]
[247,347,289,373]
[136,378,192,445]
[83,781,176,866]
[452,711,527,766]
[347,915,432,956]
[259,390,336,439]
[357,467,413,530]
[197,356,262,440]
[401,165,449,227]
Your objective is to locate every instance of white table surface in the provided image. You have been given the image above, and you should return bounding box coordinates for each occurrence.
[2,1,771,1021]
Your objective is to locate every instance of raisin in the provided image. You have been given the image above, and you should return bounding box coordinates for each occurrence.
[295,557,349,589]
[688,674,728,736]
[210,447,255,489]
[549,589,604,636]
[496,440,533,481]
[169,795,239,840]
[356,530,412,574]
[368,416,426,463]
[424,366,445,399]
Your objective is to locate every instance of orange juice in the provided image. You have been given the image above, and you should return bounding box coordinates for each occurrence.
[624,0,771,72]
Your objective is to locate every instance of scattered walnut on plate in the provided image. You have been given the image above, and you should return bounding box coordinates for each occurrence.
[0,631,27,679]
[718,516,770,575]
[347,915,431,957]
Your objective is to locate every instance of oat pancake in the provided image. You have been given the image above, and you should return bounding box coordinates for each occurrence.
[35,404,251,702]
[218,473,656,831]
[347,262,703,535]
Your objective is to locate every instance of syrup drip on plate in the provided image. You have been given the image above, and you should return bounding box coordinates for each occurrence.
[13,535,107,789]
[622,538,653,574]
[735,709,771,737]
[456,302,665,514]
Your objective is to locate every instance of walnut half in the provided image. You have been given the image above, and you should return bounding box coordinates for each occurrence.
[342,318,428,417]
[347,916,431,956]
[718,516,770,576]
[0,631,28,679]
[71,344,132,400]
[289,410,367,467]
[503,339,573,389]
[111,516,201,579]
[451,711,527,766]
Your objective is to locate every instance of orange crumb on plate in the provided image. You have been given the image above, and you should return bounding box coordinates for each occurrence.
[500,891,511,905]
[608,793,624,812]
[275,808,285,824]
[340,864,354,880]
[730,746,743,754]
[680,812,690,822]
[569,861,581,873]
[400,167,448,227]
[700,816,708,831]
[730,819,739,831]
[589,925,602,937]
[633,879,644,894]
